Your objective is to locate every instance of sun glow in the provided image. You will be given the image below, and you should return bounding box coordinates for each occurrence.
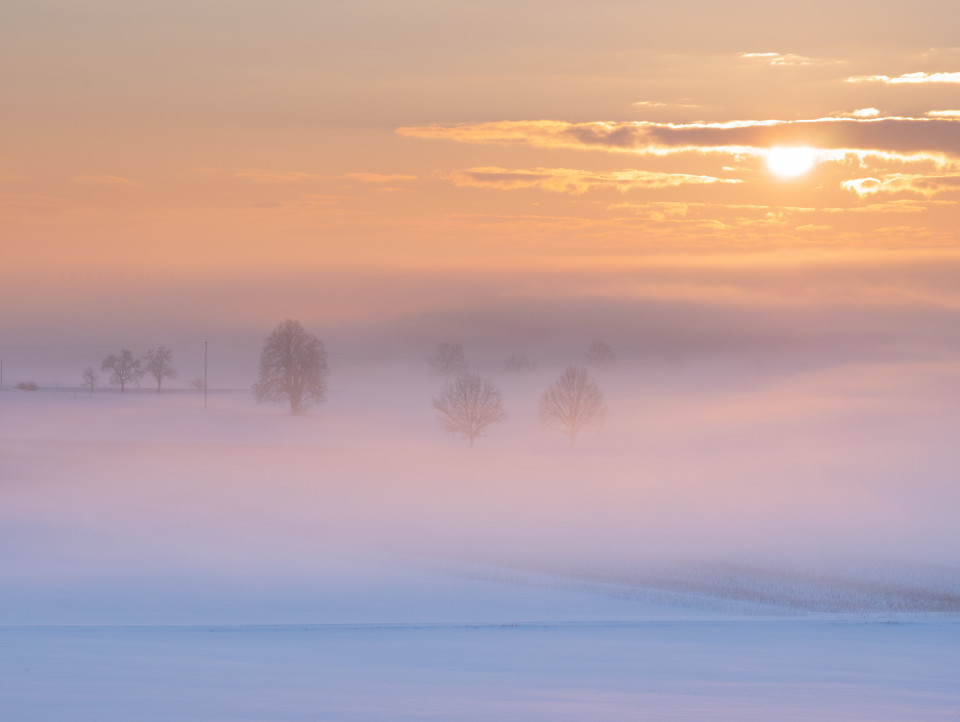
[766,146,817,178]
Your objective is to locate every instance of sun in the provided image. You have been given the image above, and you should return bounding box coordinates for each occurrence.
[765,146,817,178]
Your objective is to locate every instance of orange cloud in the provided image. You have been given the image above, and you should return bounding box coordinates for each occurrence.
[841,173,960,198]
[847,71,960,84]
[398,117,960,164]
[632,100,701,110]
[740,52,819,66]
[449,167,740,194]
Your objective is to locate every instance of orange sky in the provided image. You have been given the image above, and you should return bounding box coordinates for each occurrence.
[2,0,960,333]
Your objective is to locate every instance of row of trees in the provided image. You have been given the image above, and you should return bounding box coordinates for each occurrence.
[84,347,177,393]
[428,339,615,377]
[433,366,606,447]
[426,340,610,445]
[251,320,606,446]
[74,322,608,446]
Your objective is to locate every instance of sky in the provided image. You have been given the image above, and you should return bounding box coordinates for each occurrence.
[2,0,960,624]
[2,0,960,353]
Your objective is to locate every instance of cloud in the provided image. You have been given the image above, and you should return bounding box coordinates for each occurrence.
[344,172,417,183]
[740,52,817,66]
[449,167,740,194]
[927,110,960,118]
[606,199,952,226]
[632,100,701,110]
[847,71,960,84]
[398,117,960,164]
[233,170,323,183]
[839,199,952,213]
[841,173,960,198]
[73,175,138,186]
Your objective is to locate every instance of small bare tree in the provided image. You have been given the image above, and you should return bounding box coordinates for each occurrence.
[433,372,507,447]
[539,366,606,445]
[502,353,538,373]
[253,319,329,415]
[101,349,143,393]
[143,346,177,393]
[586,340,616,367]
[81,366,99,393]
[189,376,206,393]
[428,341,469,376]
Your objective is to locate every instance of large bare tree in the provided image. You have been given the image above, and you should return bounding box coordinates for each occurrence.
[539,366,606,445]
[433,372,507,447]
[144,346,177,392]
[252,319,329,415]
[101,349,143,393]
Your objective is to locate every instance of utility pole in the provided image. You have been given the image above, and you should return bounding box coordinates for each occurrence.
[1,358,3,387]
[204,341,208,409]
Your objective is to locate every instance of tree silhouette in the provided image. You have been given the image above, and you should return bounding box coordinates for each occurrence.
[502,353,538,373]
[252,319,329,415]
[144,346,177,392]
[81,366,99,393]
[428,341,469,376]
[101,349,143,393]
[539,365,606,445]
[586,340,616,367]
[433,372,507,447]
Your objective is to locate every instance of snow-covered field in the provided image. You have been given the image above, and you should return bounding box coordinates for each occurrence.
[4,621,959,721]
[2,358,959,720]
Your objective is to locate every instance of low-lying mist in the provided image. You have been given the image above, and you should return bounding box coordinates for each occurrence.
[2,349,959,623]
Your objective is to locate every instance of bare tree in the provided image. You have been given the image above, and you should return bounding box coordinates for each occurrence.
[81,366,99,393]
[586,340,616,367]
[428,341,469,376]
[143,346,177,393]
[502,353,538,373]
[539,366,606,445]
[189,376,206,393]
[433,372,507,447]
[252,319,329,415]
[101,349,143,393]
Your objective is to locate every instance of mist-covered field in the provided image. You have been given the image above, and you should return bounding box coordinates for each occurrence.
[2,353,959,720]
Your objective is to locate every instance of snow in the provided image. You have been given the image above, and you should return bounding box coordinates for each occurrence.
[1,360,959,719]
[2,622,959,721]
